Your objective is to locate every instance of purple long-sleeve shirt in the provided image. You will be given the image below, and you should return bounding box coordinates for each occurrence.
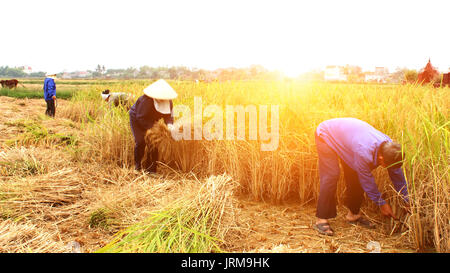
[43,77,56,100]
[316,118,409,206]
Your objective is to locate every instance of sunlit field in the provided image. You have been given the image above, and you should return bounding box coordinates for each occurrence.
[0,79,448,253]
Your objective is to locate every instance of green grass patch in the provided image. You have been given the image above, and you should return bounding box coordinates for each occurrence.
[0,87,74,99]
[89,208,117,230]
[5,119,78,147]
[19,79,148,86]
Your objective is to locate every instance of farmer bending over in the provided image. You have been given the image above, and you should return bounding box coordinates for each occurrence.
[314,118,409,236]
[101,89,133,109]
[129,79,176,173]
[43,72,57,117]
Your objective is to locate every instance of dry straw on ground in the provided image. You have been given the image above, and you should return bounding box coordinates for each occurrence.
[0,220,67,253]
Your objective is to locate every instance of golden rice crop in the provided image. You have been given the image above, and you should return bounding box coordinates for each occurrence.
[60,80,449,252]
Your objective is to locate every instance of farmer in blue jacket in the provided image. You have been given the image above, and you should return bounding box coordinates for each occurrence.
[129,79,176,173]
[314,118,409,236]
[43,72,57,117]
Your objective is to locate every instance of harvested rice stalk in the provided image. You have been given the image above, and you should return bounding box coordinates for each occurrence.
[144,119,174,163]
[0,220,67,253]
[97,174,238,253]
[0,168,84,222]
[144,119,206,173]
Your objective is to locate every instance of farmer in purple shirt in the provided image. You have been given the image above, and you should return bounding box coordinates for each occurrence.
[314,118,409,236]
[43,72,57,117]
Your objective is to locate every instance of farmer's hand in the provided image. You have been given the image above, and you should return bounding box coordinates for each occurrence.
[380,203,397,219]
[52,95,56,100]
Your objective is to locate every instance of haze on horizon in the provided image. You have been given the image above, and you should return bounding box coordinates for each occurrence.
[1,0,449,76]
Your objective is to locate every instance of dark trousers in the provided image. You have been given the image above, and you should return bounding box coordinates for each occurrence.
[130,116,158,172]
[45,99,55,117]
[315,132,365,219]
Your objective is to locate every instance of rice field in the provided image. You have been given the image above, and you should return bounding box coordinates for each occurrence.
[0,79,448,253]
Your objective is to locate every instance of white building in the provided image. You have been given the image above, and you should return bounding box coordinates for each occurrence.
[365,67,389,83]
[60,71,92,79]
[18,66,32,74]
[76,71,90,78]
[324,66,347,81]
[61,72,72,79]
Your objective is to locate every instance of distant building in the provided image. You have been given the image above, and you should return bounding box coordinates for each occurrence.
[18,66,32,74]
[61,72,72,79]
[60,71,92,79]
[365,67,389,83]
[418,59,440,84]
[76,71,90,78]
[375,67,389,75]
[324,66,347,81]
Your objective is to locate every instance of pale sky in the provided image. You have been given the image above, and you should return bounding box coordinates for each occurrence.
[1,0,449,76]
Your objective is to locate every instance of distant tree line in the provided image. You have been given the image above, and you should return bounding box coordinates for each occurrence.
[1,64,283,81]
[87,64,283,81]
[0,64,425,83]
[0,66,46,78]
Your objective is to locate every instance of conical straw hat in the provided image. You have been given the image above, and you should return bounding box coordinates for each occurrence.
[46,72,58,77]
[143,79,178,100]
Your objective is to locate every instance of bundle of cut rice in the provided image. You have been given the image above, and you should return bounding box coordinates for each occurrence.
[144,119,174,162]
[96,174,238,253]
[144,119,205,173]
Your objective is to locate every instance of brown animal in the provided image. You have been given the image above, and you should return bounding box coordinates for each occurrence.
[0,79,19,89]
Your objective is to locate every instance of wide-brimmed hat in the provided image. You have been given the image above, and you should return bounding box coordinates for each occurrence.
[46,72,58,77]
[143,79,178,100]
[101,94,110,101]
[101,90,110,101]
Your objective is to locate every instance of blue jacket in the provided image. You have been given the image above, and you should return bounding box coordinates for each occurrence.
[316,118,409,206]
[129,95,173,131]
[43,78,56,100]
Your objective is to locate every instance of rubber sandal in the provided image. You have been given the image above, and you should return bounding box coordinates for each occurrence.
[347,217,376,229]
[314,223,334,236]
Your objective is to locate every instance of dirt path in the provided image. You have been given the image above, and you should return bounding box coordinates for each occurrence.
[0,97,416,253]
[227,199,416,253]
